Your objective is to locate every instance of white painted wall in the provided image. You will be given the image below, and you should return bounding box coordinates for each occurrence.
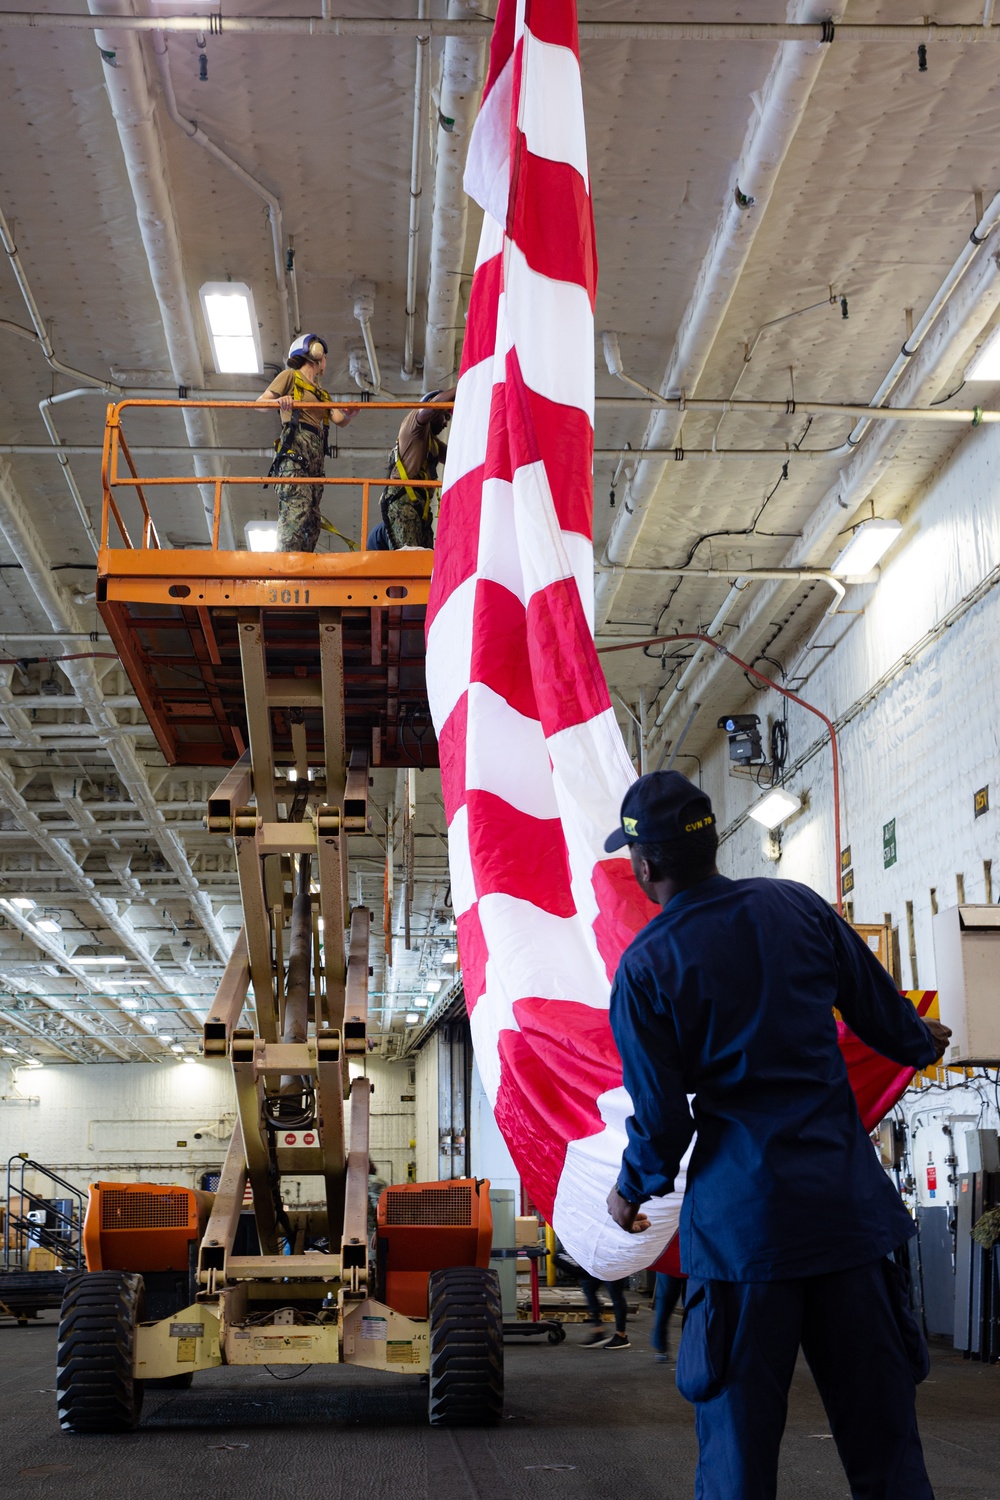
[0,1053,415,1203]
[703,417,1000,997]
[414,1039,438,1182]
[469,1056,519,1198]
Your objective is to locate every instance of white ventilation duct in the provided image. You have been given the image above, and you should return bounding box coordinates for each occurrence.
[87,0,234,548]
[422,0,486,387]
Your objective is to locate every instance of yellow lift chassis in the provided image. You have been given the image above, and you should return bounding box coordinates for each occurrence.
[54,440,503,1431]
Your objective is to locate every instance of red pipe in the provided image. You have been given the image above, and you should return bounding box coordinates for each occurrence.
[598,633,843,915]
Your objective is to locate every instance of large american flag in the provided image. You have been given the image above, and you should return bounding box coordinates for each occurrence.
[426,0,917,1280]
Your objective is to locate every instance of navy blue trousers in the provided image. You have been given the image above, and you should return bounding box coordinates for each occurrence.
[676,1258,933,1500]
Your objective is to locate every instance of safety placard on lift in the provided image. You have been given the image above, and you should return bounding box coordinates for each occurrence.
[279,1130,318,1147]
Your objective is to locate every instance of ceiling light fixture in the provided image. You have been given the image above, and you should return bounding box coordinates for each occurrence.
[245,521,278,552]
[2,1044,18,1055]
[200,281,261,375]
[182,1055,197,1065]
[747,787,802,830]
[441,951,458,965]
[35,918,61,934]
[830,518,902,577]
[405,1012,420,1025]
[966,324,1000,381]
[10,898,36,911]
[425,979,443,993]
[119,998,141,1010]
[67,956,128,966]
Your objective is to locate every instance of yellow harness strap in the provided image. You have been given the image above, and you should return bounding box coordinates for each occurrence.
[394,432,439,521]
[291,372,332,429]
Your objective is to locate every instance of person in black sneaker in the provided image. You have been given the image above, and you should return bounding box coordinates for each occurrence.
[554,1241,630,1348]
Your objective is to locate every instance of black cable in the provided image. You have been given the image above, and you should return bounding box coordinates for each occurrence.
[0,562,97,570]
[931,379,966,407]
[264,1364,314,1381]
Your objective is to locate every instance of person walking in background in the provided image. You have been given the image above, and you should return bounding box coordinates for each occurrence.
[553,1240,631,1350]
[651,1271,685,1363]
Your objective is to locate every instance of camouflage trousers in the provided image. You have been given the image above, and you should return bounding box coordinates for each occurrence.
[383,487,435,549]
[273,424,324,552]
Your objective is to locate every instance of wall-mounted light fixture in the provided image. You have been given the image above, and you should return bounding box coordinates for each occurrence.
[748,787,802,830]
[831,518,902,577]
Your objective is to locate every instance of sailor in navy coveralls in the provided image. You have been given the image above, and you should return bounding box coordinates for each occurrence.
[603,771,950,1500]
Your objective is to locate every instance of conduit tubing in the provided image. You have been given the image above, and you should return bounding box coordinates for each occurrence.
[5,14,1000,41]
[152,34,291,353]
[598,632,842,915]
[403,0,430,380]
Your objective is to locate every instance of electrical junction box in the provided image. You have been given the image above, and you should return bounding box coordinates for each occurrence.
[932,905,1000,1064]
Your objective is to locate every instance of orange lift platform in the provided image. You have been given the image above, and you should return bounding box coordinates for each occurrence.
[96,397,440,771]
[54,399,502,1434]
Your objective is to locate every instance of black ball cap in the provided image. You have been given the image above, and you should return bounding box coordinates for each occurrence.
[604,770,715,853]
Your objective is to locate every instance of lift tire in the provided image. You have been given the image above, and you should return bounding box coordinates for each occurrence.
[56,1271,145,1433]
[427,1266,503,1427]
[547,1324,567,1345]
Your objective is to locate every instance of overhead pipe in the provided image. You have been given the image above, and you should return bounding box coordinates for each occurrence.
[0,459,231,965]
[595,2,833,629]
[87,0,234,549]
[352,280,385,393]
[422,0,487,387]
[151,34,291,354]
[843,188,1000,450]
[403,0,431,381]
[648,199,1000,754]
[596,564,845,615]
[4,13,1000,42]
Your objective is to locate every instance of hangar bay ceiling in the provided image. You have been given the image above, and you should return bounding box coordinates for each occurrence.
[0,0,998,1061]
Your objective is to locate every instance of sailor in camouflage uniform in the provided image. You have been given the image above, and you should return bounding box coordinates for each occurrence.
[258,335,354,551]
[373,386,457,549]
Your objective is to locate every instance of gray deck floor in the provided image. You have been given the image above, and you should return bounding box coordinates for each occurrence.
[2,1309,997,1499]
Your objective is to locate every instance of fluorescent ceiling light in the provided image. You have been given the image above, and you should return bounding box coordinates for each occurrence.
[2,1045,17,1055]
[413,997,429,1009]
[200,282,261,376]
[441,951,458,965]
[171,1044,184,1053]
[68,955,127,966]
[245,521,278,552]
[425,979,443,993]
[119,998,141,1010]
[405,1012,420,1025]
[748,787,802,830]
[159,1034,175,1044]
[830,518,902,577]
[24,1058,43,1068]
[35,919,61,933]
[10,898,36,911]
[966,324,1000,381]
[182,1055,197,1064]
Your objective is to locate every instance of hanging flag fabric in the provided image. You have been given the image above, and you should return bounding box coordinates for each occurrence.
[426,0,916,1281]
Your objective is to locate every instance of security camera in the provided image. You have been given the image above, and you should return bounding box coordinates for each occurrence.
[717,713,764,764]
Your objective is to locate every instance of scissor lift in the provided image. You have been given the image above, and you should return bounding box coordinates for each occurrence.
[55,400,503,1432]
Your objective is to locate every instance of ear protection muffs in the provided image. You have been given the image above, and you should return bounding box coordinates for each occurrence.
[307,340,326,363]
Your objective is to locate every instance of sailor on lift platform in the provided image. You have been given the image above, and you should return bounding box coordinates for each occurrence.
[258,334,355,552]
[368,386,457,550]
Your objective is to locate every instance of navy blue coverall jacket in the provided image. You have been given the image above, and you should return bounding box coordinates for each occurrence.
[610,875,940,1281]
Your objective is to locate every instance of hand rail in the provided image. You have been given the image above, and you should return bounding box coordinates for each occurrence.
[101,398,451,554]
[5,1154,85,1272]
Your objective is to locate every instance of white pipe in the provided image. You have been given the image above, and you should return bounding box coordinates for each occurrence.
[422,0,486,386]
[151,34,291,354]
[352,281,385,393]
[0,458,232,965]
[597,565,845,615]
[650,200,1000,747]
[844,188,1000,449]
[403,0,430,380]
[38,399,101,554]
[87,0,234,548]
[652,581,750,731]
[2,13,1000,41]
[595,3,832,630]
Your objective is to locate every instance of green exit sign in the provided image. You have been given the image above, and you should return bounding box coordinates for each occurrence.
[883,818,897,870]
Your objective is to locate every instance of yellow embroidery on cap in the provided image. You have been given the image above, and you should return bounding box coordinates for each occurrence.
[623,816,638,836]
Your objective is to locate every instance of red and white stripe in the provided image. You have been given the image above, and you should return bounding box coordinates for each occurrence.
[427,0,916,1281]
[426,0,680,1279]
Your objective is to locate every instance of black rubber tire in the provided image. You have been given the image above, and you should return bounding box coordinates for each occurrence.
[427,1267,503,1427]
[547,1324,567,1345]
[56,1271,145,1433]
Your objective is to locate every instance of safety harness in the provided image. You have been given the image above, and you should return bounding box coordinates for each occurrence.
[267,372,335,475]
[379,430,442,529]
